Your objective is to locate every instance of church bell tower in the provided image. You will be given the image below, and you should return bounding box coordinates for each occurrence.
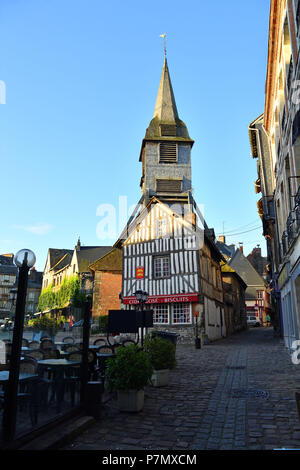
[139,58,194,208]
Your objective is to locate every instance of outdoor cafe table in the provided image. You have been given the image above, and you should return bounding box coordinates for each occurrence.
[0,371,38,386]
[37,359,81,411]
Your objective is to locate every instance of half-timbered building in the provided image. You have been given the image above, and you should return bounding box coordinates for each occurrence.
[113,57,227,342]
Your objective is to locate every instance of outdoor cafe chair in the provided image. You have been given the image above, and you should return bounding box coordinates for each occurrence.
[62,336,75,344]
[62,344,80,353]
[28,340,40,349]
[24,349,45,360]
[22,338,29,347]
[40,336,51,342]
[64,351,83,406]
[40,340,54,350]
[0,358,40,426]
[96,345,115,354]
[96,345,115,380]
[42,348,60,360]
[93,338,107,346]
[87,349,99,380]
[122,339,138,347]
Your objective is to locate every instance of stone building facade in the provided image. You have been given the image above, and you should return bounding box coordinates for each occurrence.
[249,0,300,347]
[221,263,247,336]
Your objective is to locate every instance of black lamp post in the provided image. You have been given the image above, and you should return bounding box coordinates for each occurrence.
[135,290,149,347]
[2,248,36,442]
[9,286,17,342]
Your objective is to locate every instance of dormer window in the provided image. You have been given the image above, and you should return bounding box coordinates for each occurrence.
[159,142,177,163]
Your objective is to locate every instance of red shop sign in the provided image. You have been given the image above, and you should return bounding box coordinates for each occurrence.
[122,293,199,305]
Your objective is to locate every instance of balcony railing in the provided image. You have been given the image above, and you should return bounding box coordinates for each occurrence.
[282,187,300,256]
[281,231,288,258]
[287,57,294,92]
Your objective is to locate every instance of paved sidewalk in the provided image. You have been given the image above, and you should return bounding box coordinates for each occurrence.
[62,327,300,451]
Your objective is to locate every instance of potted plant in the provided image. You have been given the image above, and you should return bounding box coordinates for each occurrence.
[105,344,153,412]
[144,335,176,387]
[29,316,59,341]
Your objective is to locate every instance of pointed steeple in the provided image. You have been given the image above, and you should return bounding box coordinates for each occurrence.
[142,59,193,143]
[153,58,179,123]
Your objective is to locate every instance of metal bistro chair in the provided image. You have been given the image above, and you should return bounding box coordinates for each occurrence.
[28,340,40,349]
[40,339,54,350]
[62,336,75,344]
[93,338,107,347]
[65,351,83,406]
[87,349,99,380]
[96,345,115,380]
[122,339,138,347]
[24,349,45,361]
[22,338,29,347]
[17,357,40,425]
[62,344,80,353]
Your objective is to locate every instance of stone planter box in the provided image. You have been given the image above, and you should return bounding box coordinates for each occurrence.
[117,389,144,412]
[151,369,169,387]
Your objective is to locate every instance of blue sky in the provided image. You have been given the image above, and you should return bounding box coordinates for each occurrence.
[0,0,270,271]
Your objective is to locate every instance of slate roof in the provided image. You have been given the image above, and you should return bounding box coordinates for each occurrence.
[139,58,193,161]
[0,265,17,275]
[215,241,236,259]
[49,249,73,270]
[0,254,14,266]
[228,249,265,300]
[76,246,112,272]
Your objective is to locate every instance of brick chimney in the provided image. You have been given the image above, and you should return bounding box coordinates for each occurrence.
[218,235,226,243]
[238,242,244,253]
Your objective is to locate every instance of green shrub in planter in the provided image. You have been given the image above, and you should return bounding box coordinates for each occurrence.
[144,335,176,371]
[106,344,153,392]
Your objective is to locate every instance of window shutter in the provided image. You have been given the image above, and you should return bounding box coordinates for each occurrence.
[159,142,177,163]
[156,179,182,193]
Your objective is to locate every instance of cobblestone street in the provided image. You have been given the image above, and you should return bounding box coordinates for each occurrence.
[63,328,300,451]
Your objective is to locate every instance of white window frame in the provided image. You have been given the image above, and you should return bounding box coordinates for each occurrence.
[171,303,192,325]
[153,304,170,324]
[153,255,170,279]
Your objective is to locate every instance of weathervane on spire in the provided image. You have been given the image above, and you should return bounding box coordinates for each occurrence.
[160,33,167,58]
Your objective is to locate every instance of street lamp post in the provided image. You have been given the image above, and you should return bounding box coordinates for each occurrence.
[135,290,149,347]
[9,287,17,342]
[2,249,36,442]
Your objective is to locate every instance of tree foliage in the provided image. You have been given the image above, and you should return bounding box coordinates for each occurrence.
[37,274,86,312]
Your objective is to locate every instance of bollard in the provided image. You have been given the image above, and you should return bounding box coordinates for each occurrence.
[84,381,104,419]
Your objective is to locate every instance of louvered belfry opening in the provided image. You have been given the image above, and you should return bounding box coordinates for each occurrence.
[156,179,182,193]
[160,124,177,136]
[159,142,177,163]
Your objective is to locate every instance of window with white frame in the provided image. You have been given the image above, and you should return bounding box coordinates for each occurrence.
[257,290,263,299]
[153,304,170,324]
[153,255,170,278]
[172,303,192,324]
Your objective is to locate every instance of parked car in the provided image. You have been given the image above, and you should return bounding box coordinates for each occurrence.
[247,316,261,327]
